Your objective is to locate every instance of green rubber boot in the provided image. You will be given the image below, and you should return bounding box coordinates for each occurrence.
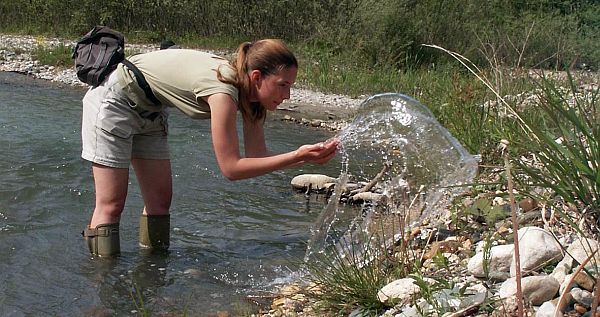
[139,214,170,251]
[82,223,120,257]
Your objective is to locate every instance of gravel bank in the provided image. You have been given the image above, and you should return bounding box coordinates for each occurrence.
[0,33,364,130]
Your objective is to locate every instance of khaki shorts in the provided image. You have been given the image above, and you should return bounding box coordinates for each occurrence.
[81,72,170,168]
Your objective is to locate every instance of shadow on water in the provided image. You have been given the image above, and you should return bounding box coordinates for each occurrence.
[0,72,339,316]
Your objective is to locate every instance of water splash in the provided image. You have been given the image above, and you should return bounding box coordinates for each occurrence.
[305,93,478,262]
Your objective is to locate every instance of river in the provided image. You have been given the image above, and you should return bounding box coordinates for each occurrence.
[0,72,339,316]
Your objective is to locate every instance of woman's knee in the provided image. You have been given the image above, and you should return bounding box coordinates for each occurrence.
[95,202,126,219]
[145,193,172,215]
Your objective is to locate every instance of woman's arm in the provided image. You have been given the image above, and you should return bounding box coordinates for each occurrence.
[242,116,269,158]
[206,93,338,180]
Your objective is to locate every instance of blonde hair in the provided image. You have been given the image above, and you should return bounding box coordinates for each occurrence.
[217,39,298,123]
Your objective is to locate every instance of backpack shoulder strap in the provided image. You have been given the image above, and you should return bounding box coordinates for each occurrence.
[121,59,161,106]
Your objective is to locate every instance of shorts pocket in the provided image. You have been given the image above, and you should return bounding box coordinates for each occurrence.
[100,124,132,139]
[97,97,134,139]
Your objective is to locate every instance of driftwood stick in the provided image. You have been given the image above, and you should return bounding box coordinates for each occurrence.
[350,162,391,195]
[446,303,480,317]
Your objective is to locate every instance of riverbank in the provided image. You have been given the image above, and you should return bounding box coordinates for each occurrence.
[0,33,363,131]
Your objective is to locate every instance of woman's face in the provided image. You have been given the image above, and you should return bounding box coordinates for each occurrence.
[250,66,298,111]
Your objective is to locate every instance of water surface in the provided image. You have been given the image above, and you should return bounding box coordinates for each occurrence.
[0,72,338,316]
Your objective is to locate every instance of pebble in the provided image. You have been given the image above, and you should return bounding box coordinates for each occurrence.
[519,197,538,212]
[575,303,588,314]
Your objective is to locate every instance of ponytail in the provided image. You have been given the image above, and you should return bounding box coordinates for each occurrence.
[217,39,298,123]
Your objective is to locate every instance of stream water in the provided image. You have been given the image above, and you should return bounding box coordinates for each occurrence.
[0,72,339,316]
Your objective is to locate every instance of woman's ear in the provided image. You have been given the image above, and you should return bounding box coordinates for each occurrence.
[249,69,262,84]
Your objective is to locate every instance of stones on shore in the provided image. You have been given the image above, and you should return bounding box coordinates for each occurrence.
[284,221,596,317]
[281,114,349,131]
[276,174,600,317]
[464,226,600,316]
[360,226,599,317]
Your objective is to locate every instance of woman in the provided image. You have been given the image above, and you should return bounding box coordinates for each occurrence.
[81,39,338,257]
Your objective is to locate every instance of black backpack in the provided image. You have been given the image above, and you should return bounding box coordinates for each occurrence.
[72,26,161,106]
[72,26,124,87]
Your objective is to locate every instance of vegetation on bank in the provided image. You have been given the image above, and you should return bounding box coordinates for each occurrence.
[302,56,599,317]
[1,0,598,71]
[1,1,598,315]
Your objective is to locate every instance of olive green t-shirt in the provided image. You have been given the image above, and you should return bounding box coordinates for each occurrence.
[115,49,239,119]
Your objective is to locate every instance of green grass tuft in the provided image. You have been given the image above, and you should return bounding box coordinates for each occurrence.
[31,44,73,67]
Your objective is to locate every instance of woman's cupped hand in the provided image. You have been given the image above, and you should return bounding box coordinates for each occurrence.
[295,138,339,165]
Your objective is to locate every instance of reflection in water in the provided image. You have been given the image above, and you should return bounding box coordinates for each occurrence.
[306,93,478,262]
[132,251,172,290]
[79,253,177,315]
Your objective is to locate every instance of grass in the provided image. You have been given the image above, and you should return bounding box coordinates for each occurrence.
[303,230,390,316]
[130,282,151,317]
[30,43,72,67]
[513,74,599,215]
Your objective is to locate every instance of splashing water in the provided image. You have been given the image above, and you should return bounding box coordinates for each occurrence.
[305,93,478,262]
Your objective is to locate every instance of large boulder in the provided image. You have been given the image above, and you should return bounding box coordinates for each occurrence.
[510,226,563,276]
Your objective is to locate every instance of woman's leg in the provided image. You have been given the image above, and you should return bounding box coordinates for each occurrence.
[132,158,172,250]
[83,163,129,256]
[89,163,130,227]
[132,158,173,215]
